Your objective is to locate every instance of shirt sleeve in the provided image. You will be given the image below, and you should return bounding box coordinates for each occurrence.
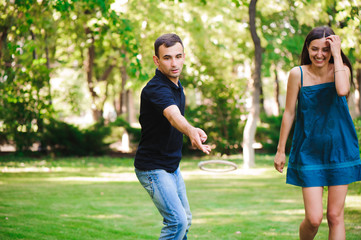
[143,82,176,113]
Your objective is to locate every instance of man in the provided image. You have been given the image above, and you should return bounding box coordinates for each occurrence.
[134,33,211,240]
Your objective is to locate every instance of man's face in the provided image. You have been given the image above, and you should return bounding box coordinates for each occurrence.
[153,42,185,84]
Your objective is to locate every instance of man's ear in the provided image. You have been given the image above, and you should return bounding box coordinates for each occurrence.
[153,55,159,66]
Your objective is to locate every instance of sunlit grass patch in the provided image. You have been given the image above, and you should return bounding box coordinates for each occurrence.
[0,154,360,239]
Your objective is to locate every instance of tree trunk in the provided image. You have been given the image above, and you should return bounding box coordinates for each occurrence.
[84,27,99,121]
[260,79,265,114]
[45,32,52,105]
[126,89,136,124]
[274,68,280,116]
[0,26,8,62]
[243,0,261,169]
[117,48,128,116]
[31,29,47,153]
[83,27,115,122]
[119,65,127,115]
[30,30,37,60]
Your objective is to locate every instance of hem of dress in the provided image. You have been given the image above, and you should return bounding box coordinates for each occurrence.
[285,163,361,187]
[286,178,361,188]
[287,159,361,171]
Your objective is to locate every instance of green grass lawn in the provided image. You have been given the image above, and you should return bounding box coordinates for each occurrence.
[0,154,360,240]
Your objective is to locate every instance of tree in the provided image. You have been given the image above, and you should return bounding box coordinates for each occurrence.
[52,0,144,122]
[0,1,54,151]
[242,0,261,168]
[179,0,249,155]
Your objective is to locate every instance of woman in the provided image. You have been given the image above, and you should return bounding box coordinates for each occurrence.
[274,26,361,240]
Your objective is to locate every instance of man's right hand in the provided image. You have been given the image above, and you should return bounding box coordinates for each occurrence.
[189,127,211,154]
[164,105,211,154]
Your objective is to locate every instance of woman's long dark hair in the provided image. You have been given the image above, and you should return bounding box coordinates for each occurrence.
[300,26,354,87]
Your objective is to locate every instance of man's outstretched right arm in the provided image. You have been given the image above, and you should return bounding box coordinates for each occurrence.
[163,105,211,154]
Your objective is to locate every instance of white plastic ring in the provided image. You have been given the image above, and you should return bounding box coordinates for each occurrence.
[198,160,238,172]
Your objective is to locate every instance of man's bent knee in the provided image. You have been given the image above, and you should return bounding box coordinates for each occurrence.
[177,217,189,234]
[161,211,189,239]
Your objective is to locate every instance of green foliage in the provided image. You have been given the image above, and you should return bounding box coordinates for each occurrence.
[184,97,244,155]
[51,68,90,117]
[53,0,146,120]
[42,119,110,156]
[259,1,313,76]
[108,116,141,144]
[256,113,294,154]
[0,60,52,152]
[0,1,53,152]
[177,0,249,156]
[1,0,145,154]
[353,117,361,154]
[2,0,361,159]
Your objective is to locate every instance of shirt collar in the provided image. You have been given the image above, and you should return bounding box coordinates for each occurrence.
[155,69,182,90]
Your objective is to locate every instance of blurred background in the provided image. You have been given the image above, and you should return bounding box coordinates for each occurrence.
[1,0,360,166]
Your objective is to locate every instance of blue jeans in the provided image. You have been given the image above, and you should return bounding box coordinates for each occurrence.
[135,167,192,240]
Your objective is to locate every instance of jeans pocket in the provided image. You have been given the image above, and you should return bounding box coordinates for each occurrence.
[145,175,154,198]
[137,173,155,199]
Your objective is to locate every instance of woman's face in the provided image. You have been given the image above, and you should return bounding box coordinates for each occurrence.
[307,38,332,67]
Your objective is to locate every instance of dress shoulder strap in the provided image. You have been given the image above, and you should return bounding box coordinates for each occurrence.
[299,66,303,87]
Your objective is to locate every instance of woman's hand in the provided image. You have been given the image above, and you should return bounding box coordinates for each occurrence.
[326,35,341,58]
[274,151,286,173]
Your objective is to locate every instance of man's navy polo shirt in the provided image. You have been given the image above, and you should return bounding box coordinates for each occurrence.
[134,69,185,172]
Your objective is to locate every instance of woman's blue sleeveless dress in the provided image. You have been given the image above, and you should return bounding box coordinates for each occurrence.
[287,66,361,187]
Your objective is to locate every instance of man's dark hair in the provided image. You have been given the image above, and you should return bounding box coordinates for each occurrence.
[154,33,183,57]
